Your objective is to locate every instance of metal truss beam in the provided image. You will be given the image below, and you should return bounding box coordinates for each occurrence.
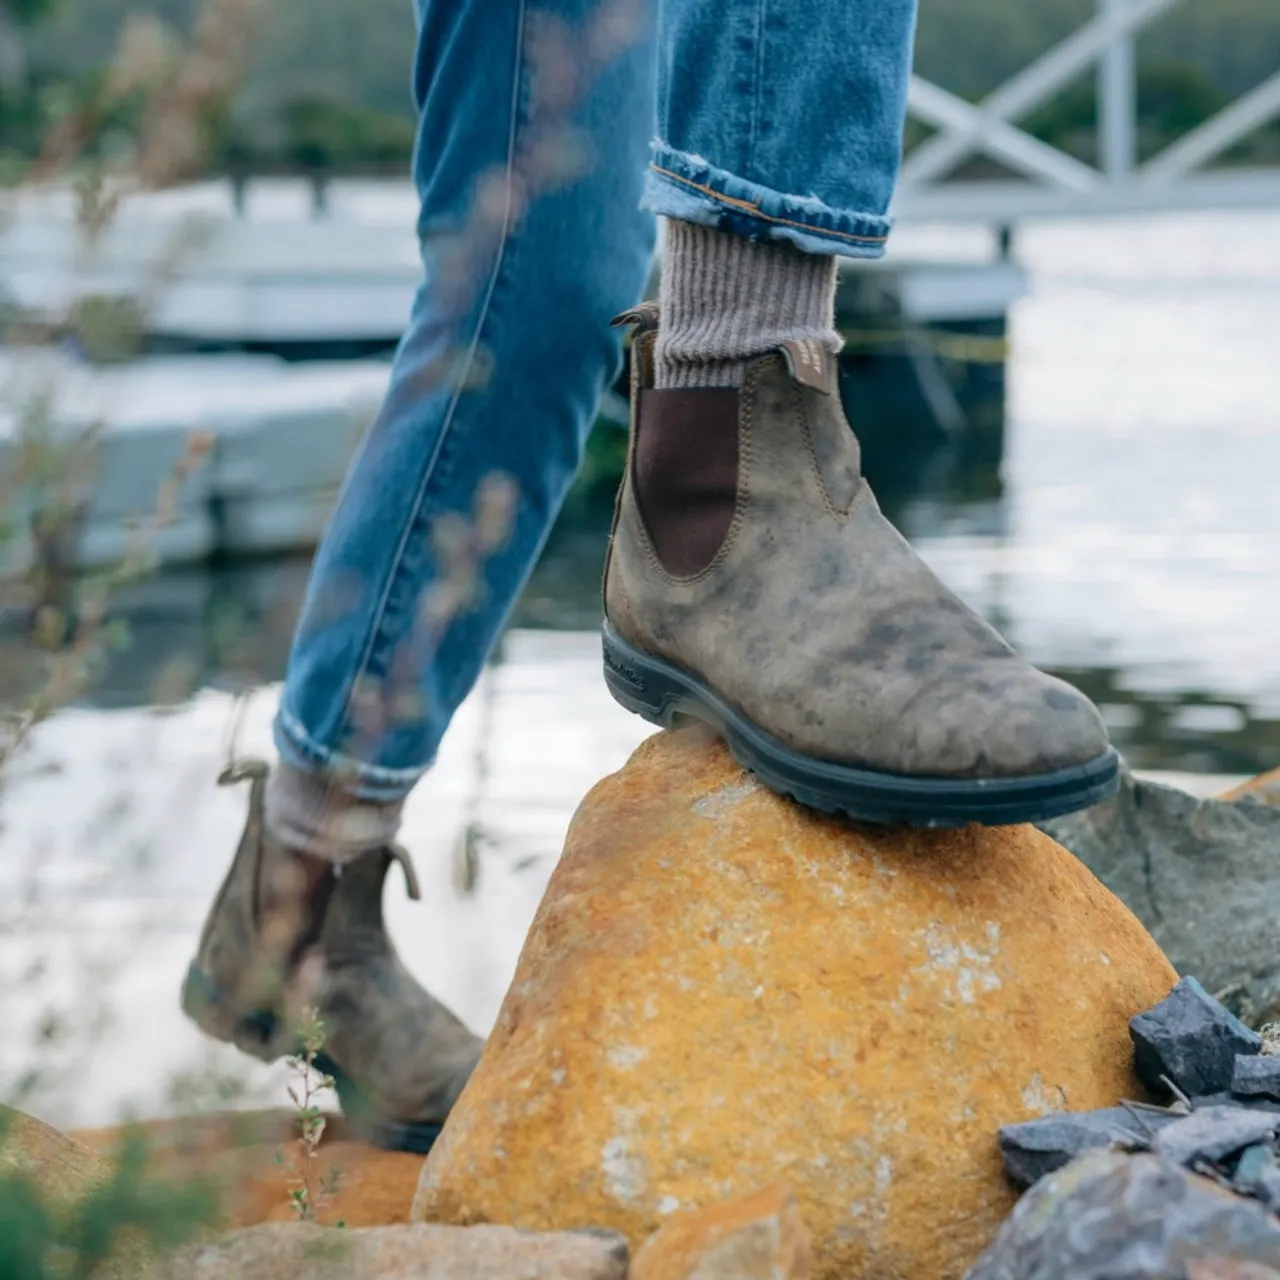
[902,0,1184,186]
[1141,71,1280,183]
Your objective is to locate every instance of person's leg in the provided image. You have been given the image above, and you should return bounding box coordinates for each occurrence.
[602,0,1119,825]
[272,0,657,845]
[184,0,657,1149]
[648,0,913,389]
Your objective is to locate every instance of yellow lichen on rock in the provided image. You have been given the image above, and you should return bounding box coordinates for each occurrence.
[630,1184,811,1280]
[1223,766,1280,806]
[2,1106,109,1207]
[413,729,1178,1279]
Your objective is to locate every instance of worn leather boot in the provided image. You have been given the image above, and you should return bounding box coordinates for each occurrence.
[181,760,481,1152]
[602,305,1118,826]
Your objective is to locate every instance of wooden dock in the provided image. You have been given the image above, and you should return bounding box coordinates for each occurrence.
[0,179,1027,570]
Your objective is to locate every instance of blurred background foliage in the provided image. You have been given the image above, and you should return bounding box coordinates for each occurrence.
[0,0,1275,179]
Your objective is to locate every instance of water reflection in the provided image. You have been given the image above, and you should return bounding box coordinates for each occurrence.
[71,404,1280,778]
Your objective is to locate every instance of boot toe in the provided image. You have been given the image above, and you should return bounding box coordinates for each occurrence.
[793,658,1111,781]
[984,671,1112,778]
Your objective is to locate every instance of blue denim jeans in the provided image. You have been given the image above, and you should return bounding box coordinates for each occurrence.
[275,0,919,799]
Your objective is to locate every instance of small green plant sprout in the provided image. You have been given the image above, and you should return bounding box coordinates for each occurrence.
[281,1006,344,1222]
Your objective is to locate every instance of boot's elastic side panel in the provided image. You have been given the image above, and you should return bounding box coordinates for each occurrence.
[634,388,740,578]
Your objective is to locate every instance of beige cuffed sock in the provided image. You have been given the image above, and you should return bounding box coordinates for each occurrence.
[653,218,841,389]
[264,759,405,863]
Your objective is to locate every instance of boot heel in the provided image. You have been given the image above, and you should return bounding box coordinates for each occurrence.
[602,625,693,729]
[183,966,444,1154]
[315,1052,444,1155]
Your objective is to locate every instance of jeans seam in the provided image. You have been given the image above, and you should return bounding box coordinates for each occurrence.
[649,164,889,245]
[328,0,531,759]
[750,0,766,169]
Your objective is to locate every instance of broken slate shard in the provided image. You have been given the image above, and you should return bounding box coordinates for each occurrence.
[1192,1094,1280,1116]
[1152,1107,1279,1168]
[1131,976,1263,1098]
[1235,1145,1277,1195]
[1186,1262,1280,1280]
[965,1151,1280,1280]
[998,1107,1179,1190]
[1258,1168,1280,1211]
[1235,1055,1280,1103]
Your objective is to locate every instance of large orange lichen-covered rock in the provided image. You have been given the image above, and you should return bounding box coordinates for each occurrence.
[413,729,1178,1280]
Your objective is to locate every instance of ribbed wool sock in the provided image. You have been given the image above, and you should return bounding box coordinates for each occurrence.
[653,218,841,389]
[265,759,405,863]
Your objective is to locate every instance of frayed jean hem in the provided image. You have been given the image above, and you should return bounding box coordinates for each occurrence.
[642,144,891,260]
[273,705,428,802]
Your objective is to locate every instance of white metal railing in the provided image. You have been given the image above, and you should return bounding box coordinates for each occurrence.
[896,0,1280,223]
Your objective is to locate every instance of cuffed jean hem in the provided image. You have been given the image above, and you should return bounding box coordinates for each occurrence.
[642,143,892,261]
[273,705,426,803]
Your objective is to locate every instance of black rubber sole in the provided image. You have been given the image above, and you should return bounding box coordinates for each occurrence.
[180,965,444,1155]
[602,622,1120,828]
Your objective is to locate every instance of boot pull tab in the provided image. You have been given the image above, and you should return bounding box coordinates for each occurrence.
[779,338,836,396]
[217,757,269,787]
[388,843,423,902]
[611,300,659,333]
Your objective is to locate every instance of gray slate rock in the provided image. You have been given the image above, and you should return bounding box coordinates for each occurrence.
[1196,1095,1280,1116]
[1153,1107,1279,1167]
[1235,1145,1277,1194]
[1130,976,1262,1098]
[964,1151,1280,1280]
[1184,1262,1280,1279]
[1260,1170,1280,1211]
[999,1107,1178,1189]
[1236,1056,1280,1102]
[1040,773,1280,1024]
[150,1223,630,1280]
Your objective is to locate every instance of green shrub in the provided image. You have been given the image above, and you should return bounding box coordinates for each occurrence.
[280,93,415,173]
